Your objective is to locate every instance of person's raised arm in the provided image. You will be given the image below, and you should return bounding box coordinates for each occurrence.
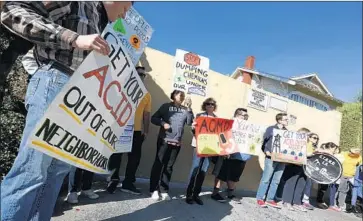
[186,108,194,126]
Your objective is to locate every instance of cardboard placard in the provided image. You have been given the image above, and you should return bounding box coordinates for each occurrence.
[172,49,209,97]
[271,129,307,165]
[27,25,148,174]
[303,153,343,184]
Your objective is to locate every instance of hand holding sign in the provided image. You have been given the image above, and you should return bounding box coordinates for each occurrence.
[72,34,110,56]
[27,24,148,174]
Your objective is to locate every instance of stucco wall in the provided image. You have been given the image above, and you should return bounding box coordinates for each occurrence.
[117,47,342,192]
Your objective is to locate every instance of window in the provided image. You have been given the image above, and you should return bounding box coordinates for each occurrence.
[289,92,329,111]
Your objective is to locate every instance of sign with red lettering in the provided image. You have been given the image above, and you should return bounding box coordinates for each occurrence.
[195,117,234,157]
[172,49,209,97]
[26,24,148,174]
[271,129,307,165]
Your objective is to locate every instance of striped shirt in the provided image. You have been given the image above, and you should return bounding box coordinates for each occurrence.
[1,2,106,71]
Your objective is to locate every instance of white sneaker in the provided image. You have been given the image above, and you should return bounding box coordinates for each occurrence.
[66,192,79,204]
[151,191,160,200]
[81,189,99,199]
[161,192,171,201]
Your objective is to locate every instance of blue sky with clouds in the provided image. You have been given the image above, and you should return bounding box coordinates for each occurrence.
[136,2,362,102]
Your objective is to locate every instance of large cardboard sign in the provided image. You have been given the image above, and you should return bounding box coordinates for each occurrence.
[303,153,343,184]
[172,49,209,97]
[231,119,267,156]
[195,117,234,156]
[27,25,147,174]
[112,7,154,66]
[111,8,153,153]
[271,129,307,165]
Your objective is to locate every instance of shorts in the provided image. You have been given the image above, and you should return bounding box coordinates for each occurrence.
[212,156,225,176]
[217,159,246,182]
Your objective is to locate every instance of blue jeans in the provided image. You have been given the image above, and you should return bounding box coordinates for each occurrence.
[329,184,338,206]
[186,148,210,197]
[302,178,313,203]
[189,148,209,179]
[1,65,72,221]
[352,182,362,206]
[256,158,285,201]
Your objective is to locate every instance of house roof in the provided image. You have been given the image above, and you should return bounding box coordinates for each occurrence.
[290,73,333,97]
[231,67,343,105]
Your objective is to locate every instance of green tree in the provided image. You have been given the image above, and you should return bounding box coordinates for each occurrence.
[338,92,362,151]
[357,91,362,102]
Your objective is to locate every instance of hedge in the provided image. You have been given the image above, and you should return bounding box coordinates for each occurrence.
[338,101,362,152]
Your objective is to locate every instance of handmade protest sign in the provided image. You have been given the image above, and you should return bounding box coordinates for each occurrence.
[111,7,153,152]
[231,119,267,156]
[303,153,343,184]
[195,117,234,156]
[172,49,209,97]
[270,129,307,165]
[26,25,148,174]
[112,7,154,66]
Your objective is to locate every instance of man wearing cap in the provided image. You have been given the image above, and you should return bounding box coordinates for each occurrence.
[107,66,151,194]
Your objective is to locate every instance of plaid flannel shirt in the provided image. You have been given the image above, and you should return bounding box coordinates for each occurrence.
[1,1,104,71]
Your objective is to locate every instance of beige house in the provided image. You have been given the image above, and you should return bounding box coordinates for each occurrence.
[230,56,343,112]
[116,48,343,192]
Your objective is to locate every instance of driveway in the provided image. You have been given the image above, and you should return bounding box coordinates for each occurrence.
[52,181,360,221]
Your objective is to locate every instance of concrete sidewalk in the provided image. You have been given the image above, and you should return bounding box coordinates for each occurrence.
[52,181,360,221]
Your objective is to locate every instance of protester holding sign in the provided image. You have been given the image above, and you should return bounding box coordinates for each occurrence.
[106,66,152,194]
[281,128,310,212]
[256,113,288,209]
[327,146,345,211]
[186,97,217,205]
[0,2,133,221]
[214,108,252,204]
[314,142,340,209]
[301,133,320,210]
[149,90,194,201]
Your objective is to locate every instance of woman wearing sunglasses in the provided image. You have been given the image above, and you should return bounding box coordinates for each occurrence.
[281,129,318,212]
[185,98,217,205]
[212,108,252,204]
[301,133,320,209]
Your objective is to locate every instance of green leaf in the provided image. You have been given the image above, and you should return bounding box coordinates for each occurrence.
[113,19,127,35]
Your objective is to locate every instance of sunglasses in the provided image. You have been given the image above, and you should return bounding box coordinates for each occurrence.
[310,136,319,140]
[206,103,215,106]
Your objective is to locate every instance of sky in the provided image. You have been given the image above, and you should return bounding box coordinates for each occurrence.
[136,2,362,102]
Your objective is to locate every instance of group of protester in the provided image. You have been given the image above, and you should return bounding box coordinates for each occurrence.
[0,2,362,221]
